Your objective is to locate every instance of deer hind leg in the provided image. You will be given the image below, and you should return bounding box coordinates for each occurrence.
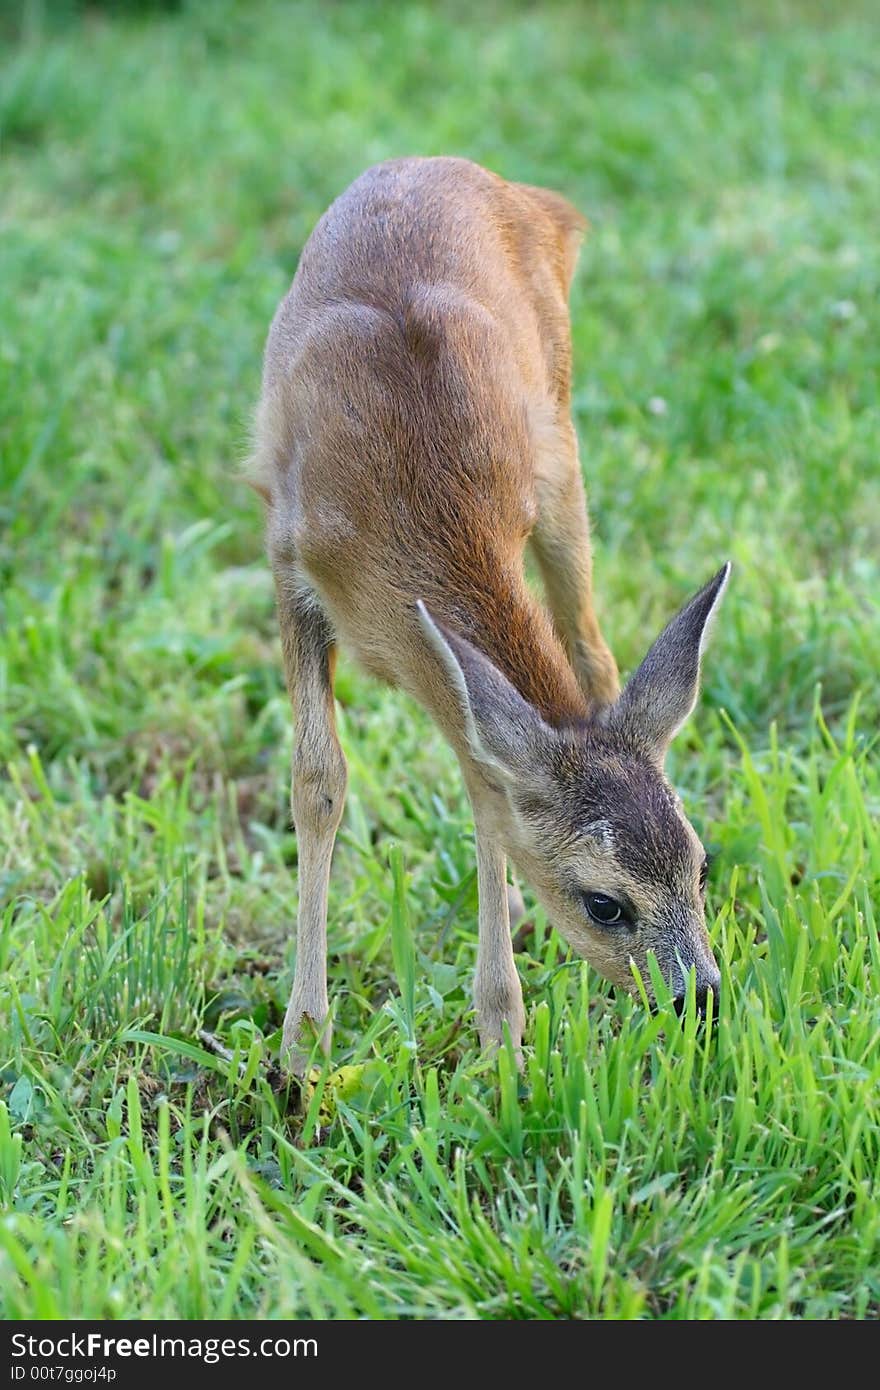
[530,418,620,708]
[276,578,348,1075]
[506,875,526,931]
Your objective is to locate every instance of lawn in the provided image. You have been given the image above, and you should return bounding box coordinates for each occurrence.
[1,0,878,1319]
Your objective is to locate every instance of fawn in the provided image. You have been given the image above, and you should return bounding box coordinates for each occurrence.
[249,157,728,1072]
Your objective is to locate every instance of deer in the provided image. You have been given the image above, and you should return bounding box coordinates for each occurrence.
[248,156,729,1074]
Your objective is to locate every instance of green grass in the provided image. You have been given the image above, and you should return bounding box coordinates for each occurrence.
[1,0,879,1319]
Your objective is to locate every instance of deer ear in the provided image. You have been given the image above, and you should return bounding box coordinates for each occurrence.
[604,564,730,765]
[416,601,552,784]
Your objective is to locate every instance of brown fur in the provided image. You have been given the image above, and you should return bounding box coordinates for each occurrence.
[251,157,727,1070]
[252,157,617,734]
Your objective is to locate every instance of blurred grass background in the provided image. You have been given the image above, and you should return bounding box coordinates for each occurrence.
[1,0,878,1318]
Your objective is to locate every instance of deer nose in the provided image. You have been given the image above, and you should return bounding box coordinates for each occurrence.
[672,982,719,1021]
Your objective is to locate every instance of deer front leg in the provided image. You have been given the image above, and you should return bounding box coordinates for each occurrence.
[277,583,347,1075]
[531,420,619,709]
[472,814,525,1057]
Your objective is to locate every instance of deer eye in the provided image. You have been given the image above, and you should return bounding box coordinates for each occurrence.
[699,857,710,895]
[583,892,626,927]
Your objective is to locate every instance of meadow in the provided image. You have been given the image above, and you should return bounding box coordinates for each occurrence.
[1,0,878,1319]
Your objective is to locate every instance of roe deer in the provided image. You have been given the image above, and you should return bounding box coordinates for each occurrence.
[249,157,728,1072]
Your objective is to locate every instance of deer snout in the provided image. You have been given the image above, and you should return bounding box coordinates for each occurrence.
[672,964,721,1022]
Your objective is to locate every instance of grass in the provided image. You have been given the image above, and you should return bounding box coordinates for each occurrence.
[1,0,879,1320]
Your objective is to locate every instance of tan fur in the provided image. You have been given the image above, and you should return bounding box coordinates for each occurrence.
[251,158,725,1071]
[251,158,615,730]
